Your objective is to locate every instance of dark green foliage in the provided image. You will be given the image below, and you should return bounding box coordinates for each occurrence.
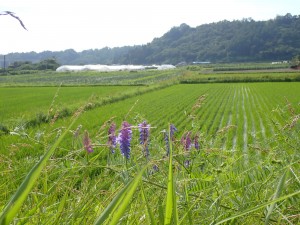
[290,55,300,68]
[0,124,9,135]
[3,58,60,73]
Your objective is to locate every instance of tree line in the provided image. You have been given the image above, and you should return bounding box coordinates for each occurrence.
[1,13,300,67]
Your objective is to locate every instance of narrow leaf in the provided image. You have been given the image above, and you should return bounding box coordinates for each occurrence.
[265,170,288,224]
[93,181,132,225]
[0,118,77,225]
[94,166,147,225]
[141,183,157,225]
[165,124,175,225]
[107,166,147,225]
[215,189,300,225]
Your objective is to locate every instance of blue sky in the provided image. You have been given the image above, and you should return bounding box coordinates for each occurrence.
[0,0,299,54]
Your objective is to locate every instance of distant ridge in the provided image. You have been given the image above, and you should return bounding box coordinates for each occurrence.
[2,13,300,65]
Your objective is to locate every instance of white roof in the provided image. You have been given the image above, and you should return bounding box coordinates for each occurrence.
[56,64,176,72]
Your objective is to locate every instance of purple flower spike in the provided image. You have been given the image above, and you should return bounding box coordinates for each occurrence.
[108,123,117,153]
[194,134,200,150]
[164,124,178,156]
[117,121,132,159]
[138,121,150,157]
[181,132,192,151]
[184,160,191,168]
[83,130,93,153]
[164,130,170,155]
[170,124,177,140]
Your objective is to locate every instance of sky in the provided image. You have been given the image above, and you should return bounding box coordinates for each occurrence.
[0,0,299,54]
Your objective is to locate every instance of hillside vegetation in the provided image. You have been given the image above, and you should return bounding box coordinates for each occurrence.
[2,13,300,65]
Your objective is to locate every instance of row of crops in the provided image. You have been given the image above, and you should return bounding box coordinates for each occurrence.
[67,83,299,151]
[0,69,182,86]
[1,82,299,155]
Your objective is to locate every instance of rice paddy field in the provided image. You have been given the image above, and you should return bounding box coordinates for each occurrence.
[0,68,299,224]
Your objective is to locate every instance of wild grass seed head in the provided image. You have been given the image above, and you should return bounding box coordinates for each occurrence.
[73,124,82,138]
[117,121,132,159]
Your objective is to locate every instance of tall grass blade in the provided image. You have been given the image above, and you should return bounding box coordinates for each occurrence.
[215,189,300,225]
[179,192,203,225]
[94,166,147,225]
[165,124,175,225]
[173,175,178,225]
[141,183,157,225]
[265,170,288,224]
[180,183,193,225]
[93,181,132,225]
[108,167,146,225]
[0,118,78,225]
[158,197,165,224]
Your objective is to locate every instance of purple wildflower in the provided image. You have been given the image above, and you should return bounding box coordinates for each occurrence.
[83,130,93,153]
[107,123,117,153]
[181,132,192,151]
[170,124,177,140]
[153,164,159,172]
[117,121,132,159]
[138,121,150,157]
[184,160,191,168]
[164,124,177,156]
[194,134,200,150]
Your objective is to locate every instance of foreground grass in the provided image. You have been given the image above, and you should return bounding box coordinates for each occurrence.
[0,90,299,224]
[0,117,299,224]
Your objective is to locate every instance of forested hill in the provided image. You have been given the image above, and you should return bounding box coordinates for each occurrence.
[4,13,300,65]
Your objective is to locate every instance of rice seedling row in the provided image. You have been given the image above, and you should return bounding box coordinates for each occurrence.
[209,86,235,143]
[203,86,227,133]
[247,86,264,150]
[215,86,236,149]
[173,87,221,132]
[251,88,271,146]
[189,85,226,129]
